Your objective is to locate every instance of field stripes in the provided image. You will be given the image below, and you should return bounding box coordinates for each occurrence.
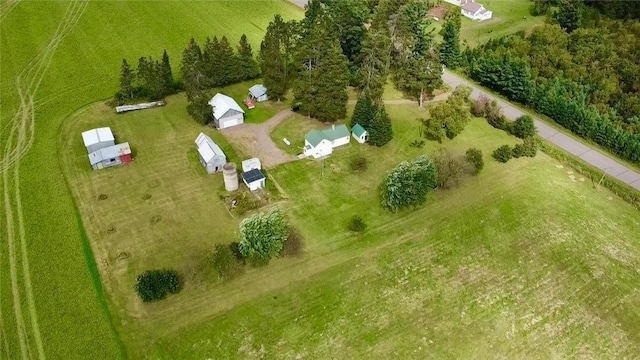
[0,1,88,359]
[0,0,21,23]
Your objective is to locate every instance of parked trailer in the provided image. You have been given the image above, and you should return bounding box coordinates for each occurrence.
[116,101,165,114]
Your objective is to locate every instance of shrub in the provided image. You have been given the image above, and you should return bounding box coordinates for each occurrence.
[211,244,245,281]
[350,154,368,172]
[511,115,536,138]
[380,155,438,211]
[282,227,304,257]
[492,145,513,163]
[433,149,472,189]
[238,207,288,264]
[513,137,538,158]
[465,148,484,174]
[348,215,367,232]
[410,140,425,148]
[135,269,180,302]
[487,114,508,130]
[471,95,489,116]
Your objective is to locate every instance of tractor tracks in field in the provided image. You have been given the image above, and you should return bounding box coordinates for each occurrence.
[0,1,88,359]
[0,0,21,23]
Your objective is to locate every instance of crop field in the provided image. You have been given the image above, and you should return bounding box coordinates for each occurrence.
[0,1,302,359]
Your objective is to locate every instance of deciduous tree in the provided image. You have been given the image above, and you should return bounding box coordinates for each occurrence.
[380,155,438,211]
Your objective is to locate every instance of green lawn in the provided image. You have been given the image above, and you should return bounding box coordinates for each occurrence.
[209,80,289,124]
[0,1,302,359]
[145,103,640,358]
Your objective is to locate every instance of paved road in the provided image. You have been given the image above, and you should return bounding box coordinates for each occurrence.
[443,70,640,191]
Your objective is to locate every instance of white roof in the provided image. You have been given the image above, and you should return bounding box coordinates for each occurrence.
[241,158,261,172]
[88,142,131,165]
[208,93,244,120]
[249,84,267,98]
[82,127,114,147]
[195,133,225,163]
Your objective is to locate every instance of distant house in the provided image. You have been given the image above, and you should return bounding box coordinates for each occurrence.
[242,168,266,191]
[195,132,227,174]
[88,143,132,170]
[82,127,115,153]
[248,84,268,102]
[352,124,368,144]
[208,93,245,129]
[241,158,261,172]
[303,124,351,159]
[443,0,492,21]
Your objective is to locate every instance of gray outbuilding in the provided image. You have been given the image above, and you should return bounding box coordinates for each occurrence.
[208,93,245,129]
[88,142,132,170]
[82,127,115,153]
[248,84,268,102]
[195,132,227,174]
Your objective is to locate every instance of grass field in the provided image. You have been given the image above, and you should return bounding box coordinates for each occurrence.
[210,80,289,124]
[0,1,302,358]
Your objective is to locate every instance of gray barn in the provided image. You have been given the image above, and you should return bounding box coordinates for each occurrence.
[195,133,227,174]
[208,93,245,129]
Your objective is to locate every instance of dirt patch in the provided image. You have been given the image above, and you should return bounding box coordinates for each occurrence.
[141,193,151,200]
[427,5,448,20]
[150,215,161,224]
[106,225,117,235]
[98,193,108,200]
[220,110,295,168]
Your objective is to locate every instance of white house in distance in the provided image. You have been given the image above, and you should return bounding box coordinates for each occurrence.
[351,123,368,144]
[242,168,266,191]
[81,127,132,170]
[248,84,268,102]
[303,124,351,159]
[443,0,492,21]
[195,132,227,174]
[208,93,245,129]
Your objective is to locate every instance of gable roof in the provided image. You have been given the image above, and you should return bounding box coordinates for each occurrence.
[305,129,326,147]
[208,93,244,120]
[195,133,225,163]
[248,84,267,98]
[88,142,131,165]
[242,168,265,183]
[82,127,114,147]
[321,124,350,141]
[462,1,483,13]
[352,123,367,137]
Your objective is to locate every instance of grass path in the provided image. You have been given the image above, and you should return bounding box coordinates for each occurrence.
[1,1,88,359]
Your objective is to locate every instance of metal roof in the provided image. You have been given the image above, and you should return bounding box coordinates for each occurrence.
[321,124,350,141]
[81,127,114,147]
[195,133,225,163]
[88,142,131,165]
[352,123,367,137]
[242,168,265,183]
[462,1,483,14]
[305,129,325,147]
[208,93,244,120]
[242,158,261,172]
[248,84,267,98]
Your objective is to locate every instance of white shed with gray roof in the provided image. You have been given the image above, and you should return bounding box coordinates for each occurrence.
[82,127,115,153]
[248,84,268,102]
[208,93,245,129]
[195,133,227,174]
[88,142,132,170]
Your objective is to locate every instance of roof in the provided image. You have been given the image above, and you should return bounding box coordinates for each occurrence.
[242,168,265,183]
[242,158,261,172]
[248,84,267,98]
[82,127,114,147]
[321,124,350,141]
[88,142,131,165]
[195,133,225,163]
[352,123,367,137]
[208,93,244,120]
[305,129,326,147]
[462,1,483,14]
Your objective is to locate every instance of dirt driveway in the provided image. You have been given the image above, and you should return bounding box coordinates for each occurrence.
[220,110,296,168]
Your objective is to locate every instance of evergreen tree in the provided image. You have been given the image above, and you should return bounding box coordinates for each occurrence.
[136,56,152,96]
[181,38,210,124]
[555,0,582,33]
[218,36,237,85]
[368,105,393,146]
[293,8,349,122]
[393,51,442,107]
[160,49,174,95]
[440,9,461,69]
[350,93,377,128]
[356,29,390,102]
[321,0,370,76]
[119,58,134,100]
[202,36,222,87]
[259,15,297,101]
[236,34,259,81]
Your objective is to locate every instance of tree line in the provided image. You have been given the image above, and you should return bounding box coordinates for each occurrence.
[117,50,176,104]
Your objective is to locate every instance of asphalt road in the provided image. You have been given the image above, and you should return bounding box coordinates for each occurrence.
[443,70,640,191]
[288,0,640,191]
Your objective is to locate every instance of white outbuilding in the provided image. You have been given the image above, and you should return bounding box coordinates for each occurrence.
[81,127,115,153]
[241,158,262,172]
[248,84,268,102]
[351,123,368,144]
[241,168,266,191]
[208,93,245,129]
[195,132,227,174]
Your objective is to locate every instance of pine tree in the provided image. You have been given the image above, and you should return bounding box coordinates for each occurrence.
[181,38,210,124]
[136,56,152,97]
[321,0,370,74]
[440,9,461,69]
[293,9,349,122]
[555,0,582,33]
[350,92,376,129]
[160,49,174,96]
[259,15,297,101]
[237,34,259,81]
[356,29,390,102]
[368,105,393,146]
[202,36,222,87]
[119,58,134,100]
[218,36,237,85]
[393,50,442,107]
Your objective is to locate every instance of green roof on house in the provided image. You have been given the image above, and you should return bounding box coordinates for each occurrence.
[305,129,325,147]
[352,123,367,137]
[305,124,350,147]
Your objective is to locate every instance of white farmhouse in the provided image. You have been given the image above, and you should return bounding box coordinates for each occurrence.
[208,93,245,129]
[443,0,492,21]
[303,124,350,159]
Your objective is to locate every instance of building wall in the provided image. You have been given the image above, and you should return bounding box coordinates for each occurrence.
[205,155,227,174]
[245,178,265,191]
[219,113,244,129]
[256,94,268,102]
[86,140,115,154]
[352,132,368,144]
[331,136,350,148]
[304,140,333,159]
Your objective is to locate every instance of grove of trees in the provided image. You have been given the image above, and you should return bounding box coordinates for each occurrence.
[117,50,176,104]
[134,269,180,302]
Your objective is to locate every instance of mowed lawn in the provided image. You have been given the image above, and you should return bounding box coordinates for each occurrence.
[146,104,640,358]
[0,1,302,359]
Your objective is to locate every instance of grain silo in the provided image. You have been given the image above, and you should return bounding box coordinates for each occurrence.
[222,162,238,191]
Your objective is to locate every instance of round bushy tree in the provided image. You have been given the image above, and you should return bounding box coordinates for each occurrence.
[492,145,513,163]
[511,115,536,138]
[238,207,288,264]
[348,215,367,232]
[465,148,484,174]
[380,155,438,211]
[135,269,180,302]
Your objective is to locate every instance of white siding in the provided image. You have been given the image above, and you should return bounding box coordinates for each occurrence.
[219,114,244,129]
[331,136,350,148]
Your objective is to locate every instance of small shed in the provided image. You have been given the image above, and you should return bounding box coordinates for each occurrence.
[81,127,115,153]
[248,84,268,102]
[195,133,227,174]
[88,142,132,170]
[208,93,245,129]
[352,123,368,144]
[242,168,266,191]
[241,158,262,172]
